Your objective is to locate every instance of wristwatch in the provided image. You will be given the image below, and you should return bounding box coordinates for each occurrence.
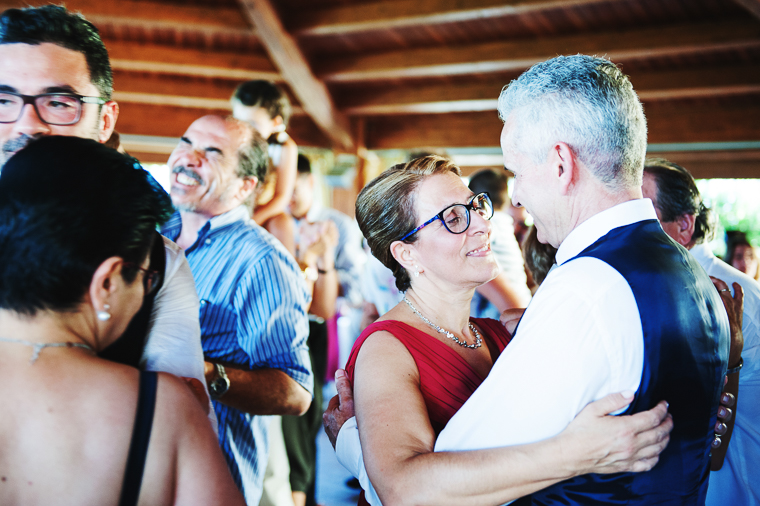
[208,363,230,399]
[301,266,318,282]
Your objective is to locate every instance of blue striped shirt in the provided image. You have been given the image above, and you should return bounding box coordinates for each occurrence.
[162,206,312,504]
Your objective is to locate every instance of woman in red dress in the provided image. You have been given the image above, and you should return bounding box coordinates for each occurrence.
[340,155,672,506]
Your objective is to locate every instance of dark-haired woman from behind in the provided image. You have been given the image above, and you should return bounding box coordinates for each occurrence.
[0,137,244,505]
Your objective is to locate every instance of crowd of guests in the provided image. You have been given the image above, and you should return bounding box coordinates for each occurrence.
[0,4,756,506]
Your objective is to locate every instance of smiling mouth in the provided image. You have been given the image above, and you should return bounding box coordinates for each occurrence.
[172,166,202,186]
[467,243,491,256]
[176,173,200,186]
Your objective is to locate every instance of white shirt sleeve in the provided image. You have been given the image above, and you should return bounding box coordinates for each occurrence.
[335,417,383,506]
[436,258,643,451]
[140,236,218,433]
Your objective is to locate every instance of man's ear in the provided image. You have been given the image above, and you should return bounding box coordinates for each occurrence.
[550,142,577,196]
[676,213,697,247]
[98,100,119,144]
[239,176,259,199]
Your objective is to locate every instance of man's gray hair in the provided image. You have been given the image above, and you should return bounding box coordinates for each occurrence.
[497,55,647,191]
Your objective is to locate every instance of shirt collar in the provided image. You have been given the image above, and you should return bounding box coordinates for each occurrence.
[162,205,251,242]
[688,243,715,264]
[207,205,250,231]
[555,199,658,265]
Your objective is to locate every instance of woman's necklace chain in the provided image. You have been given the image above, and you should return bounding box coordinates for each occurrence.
[0,337,94,364]
[402,296,482,349]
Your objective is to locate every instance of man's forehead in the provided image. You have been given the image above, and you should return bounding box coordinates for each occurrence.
[0,42,95,95]
[186,118,234,143]
[181,116,251,153]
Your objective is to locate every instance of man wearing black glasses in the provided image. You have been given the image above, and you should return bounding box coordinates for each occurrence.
[0,10,116,165]
[0,5,214,426]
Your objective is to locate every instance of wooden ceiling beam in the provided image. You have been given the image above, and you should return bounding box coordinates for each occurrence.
[111,72,296,110]
[290,0,614,36]
[732,0,760,21]
[0,0,249,29]
[339,63,760,115]
[105,41,281,81]
[238,0,354,150]
[649,150,760,179]
[0,0,257,50]
[113,71,306,114]
[318,19,760,82]
[113,72,241,102]
[364,100,760,150]
[116,103,331,147]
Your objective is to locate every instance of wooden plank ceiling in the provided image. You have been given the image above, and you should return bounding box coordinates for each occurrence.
[3,0,759,176]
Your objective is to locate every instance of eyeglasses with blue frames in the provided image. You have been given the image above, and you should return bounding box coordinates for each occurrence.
[123,263,162,296]
[0,92,106,126]
[399,192,494,242]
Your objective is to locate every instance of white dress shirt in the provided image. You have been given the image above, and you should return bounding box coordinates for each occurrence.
[337,199,653,504]
[140,236,217,432]
[693,244,760,506]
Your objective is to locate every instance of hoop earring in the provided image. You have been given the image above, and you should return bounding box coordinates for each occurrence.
[97,304,111,322]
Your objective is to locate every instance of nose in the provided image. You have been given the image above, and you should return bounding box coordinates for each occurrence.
[178,147,203,168]
[510,183,522,208]
[469,207,492,236]
[14,103,50,137]
[511,194,522,208]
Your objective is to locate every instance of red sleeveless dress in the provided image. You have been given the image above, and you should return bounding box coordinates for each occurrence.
[344,318,512,504]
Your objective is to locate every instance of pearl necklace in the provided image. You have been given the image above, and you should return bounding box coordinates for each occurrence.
[403,296,482,349]
[0,337,94,364]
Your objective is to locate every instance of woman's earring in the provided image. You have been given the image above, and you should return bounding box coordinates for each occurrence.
[414,265,421,278]
[97,304,111,322]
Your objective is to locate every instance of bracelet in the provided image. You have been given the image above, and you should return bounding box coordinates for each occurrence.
[727,358,743,375]
[317,267,333,274]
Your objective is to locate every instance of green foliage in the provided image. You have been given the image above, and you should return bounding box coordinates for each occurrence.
[697,179,760,257]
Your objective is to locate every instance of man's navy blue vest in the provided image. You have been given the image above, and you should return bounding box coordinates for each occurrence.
[515,219,729,505]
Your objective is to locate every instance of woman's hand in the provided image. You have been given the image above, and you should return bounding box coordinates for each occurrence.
[499,308,525,335]
[710,277,744,367]
[559,392,672,476]
[298,220,339,270]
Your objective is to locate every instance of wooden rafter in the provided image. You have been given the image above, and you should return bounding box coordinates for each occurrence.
[290,0,616,36]
[0,0,248,29]
[338,63,760,115]
[733,0,760,20]
[237,0,354,150]
[317,19,760,82]
[116,103,330,146]
[0,0,257,49]
[110,72,306,115]
[362,99,760,150]
[106,41,280,81]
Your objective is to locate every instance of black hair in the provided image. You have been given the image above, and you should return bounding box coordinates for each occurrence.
[643,158,713,244]
[724,231,756,271]
[0,5,113,100]
[296,153,311,175]
[468,169,509,210]
[232,80,292,126]
[0,136,173,315]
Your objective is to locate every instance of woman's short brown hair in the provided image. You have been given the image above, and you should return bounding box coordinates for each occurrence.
[356,155,461,291]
